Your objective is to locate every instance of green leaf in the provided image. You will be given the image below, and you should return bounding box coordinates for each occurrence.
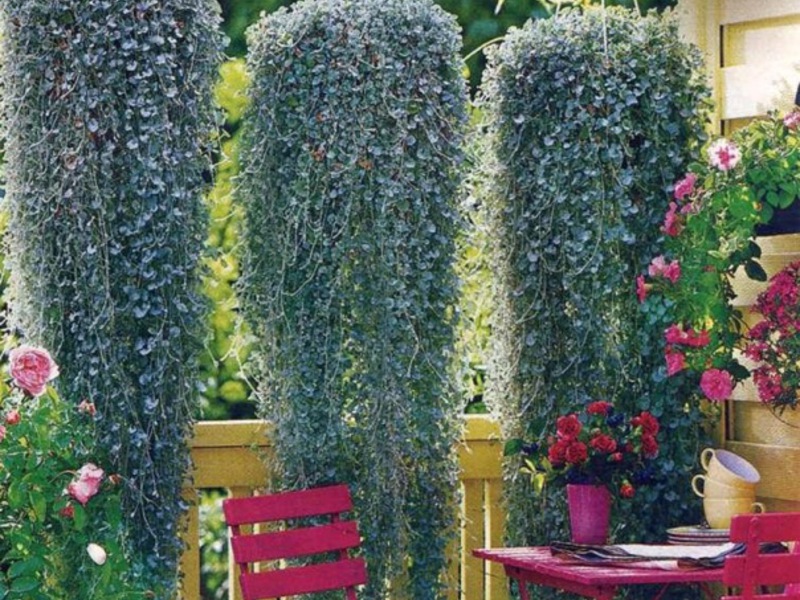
[9,577,39,594]
[28,491,47,522]
[503,438,523,456]
[6,482,26,509]
[8,557,43,580]
[744,260,768,282]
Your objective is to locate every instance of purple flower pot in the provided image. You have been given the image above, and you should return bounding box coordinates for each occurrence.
[567,484,611,545]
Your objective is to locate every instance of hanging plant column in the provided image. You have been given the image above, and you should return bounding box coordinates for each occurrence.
[239,0,467,597]
[0,1,223,595]
[478,7,711,552]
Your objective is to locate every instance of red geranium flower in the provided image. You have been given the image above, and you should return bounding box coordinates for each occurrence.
[556,414,582,439]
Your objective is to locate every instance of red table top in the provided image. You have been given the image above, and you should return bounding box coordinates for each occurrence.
[474,546,725,586]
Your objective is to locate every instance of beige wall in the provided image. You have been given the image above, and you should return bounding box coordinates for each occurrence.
[677,0,800,512]
[677,0,800,132]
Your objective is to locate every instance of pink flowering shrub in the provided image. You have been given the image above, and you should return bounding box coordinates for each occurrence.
[506,401,661,499]
[638,109,800,405]
[745,261,800,411]
[0,345,147,597]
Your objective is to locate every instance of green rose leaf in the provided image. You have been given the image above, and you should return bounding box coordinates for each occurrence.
[745,259,768,282]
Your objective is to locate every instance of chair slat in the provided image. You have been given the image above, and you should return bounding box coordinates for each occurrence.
[223,484,353,526]
[729,513,800,544]
[239,557,367,599]
[722,594,800,600]
[724,554,800,587]
[231,520,361,564]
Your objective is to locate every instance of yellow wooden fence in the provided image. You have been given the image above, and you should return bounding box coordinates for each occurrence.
[179,415,507,600]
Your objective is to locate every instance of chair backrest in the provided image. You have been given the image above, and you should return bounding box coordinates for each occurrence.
[722,512,800,600]
[222,484,367,600]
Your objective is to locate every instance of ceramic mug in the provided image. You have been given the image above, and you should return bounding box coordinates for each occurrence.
[691,474,756,499]
[700,448,760,487]
[703,497,766,529]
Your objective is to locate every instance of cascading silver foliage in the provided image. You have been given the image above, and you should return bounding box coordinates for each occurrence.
[478,8,712,582]
[0,1,223,595]
[238,0,467,597]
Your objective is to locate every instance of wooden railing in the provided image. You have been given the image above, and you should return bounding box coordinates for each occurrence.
[179,415,507,600]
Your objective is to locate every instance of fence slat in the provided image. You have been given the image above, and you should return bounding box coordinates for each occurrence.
[461,479,485,599]
[721,0,800,24]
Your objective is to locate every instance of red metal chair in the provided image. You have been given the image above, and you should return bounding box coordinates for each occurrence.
[722,512,800,600]
[222,484,367,600]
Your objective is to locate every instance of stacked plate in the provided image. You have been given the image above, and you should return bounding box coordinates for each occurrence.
[667,526,730,545]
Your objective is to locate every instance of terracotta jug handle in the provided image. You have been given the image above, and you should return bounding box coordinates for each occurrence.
[753,502,766,514]
[700,448,714,471]
[691,474,706,498]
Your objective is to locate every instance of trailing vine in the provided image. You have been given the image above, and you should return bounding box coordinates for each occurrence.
[477,6,711,570]
[238,0,467,597]
[0,1,223,595]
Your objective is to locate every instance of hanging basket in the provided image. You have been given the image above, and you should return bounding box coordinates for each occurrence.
[754,199,800,237]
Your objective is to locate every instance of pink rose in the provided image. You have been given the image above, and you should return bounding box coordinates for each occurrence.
[664,324,710,348]
[661,202,683,236]
[700,368,734,402]
[665,347,687,376]
[67,463,105,506]
[636,275,647,303]
[707,138,741,171]
[673,173,697,200]
[0,424,6,442]
[8,345,59,397]
[5,410,20,425]
[648,255,681,284]
[784,111,800,131]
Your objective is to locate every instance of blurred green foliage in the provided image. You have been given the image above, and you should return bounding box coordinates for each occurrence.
[220,0,675,91]
[200,58,256,420]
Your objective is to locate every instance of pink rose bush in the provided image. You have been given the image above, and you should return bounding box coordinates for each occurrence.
[0,344,144,596]
[638,109,799,406]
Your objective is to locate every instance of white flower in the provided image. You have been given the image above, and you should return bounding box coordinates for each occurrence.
[707,138,741,171]
[87,543,107,566]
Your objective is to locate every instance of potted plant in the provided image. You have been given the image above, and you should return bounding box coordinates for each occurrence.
[505,401,661,544]
[638,108,800,406]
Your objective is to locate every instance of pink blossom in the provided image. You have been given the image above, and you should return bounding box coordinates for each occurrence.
[8,345,59,397]
[707,138,741,171]
[5,410,20,425]
[664,324,710,348]
[753,366,783,403]
[784,111,800,131]
[744,340,769,362]
[648,255,681,284]
[700,368,734,402]
[673,173,697,201]
[0,425,6,442]
[661,202,683,236]
[665,346,687,376]
[77,400,97,416]
[67,463,105,506]
[636,275,647,303]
